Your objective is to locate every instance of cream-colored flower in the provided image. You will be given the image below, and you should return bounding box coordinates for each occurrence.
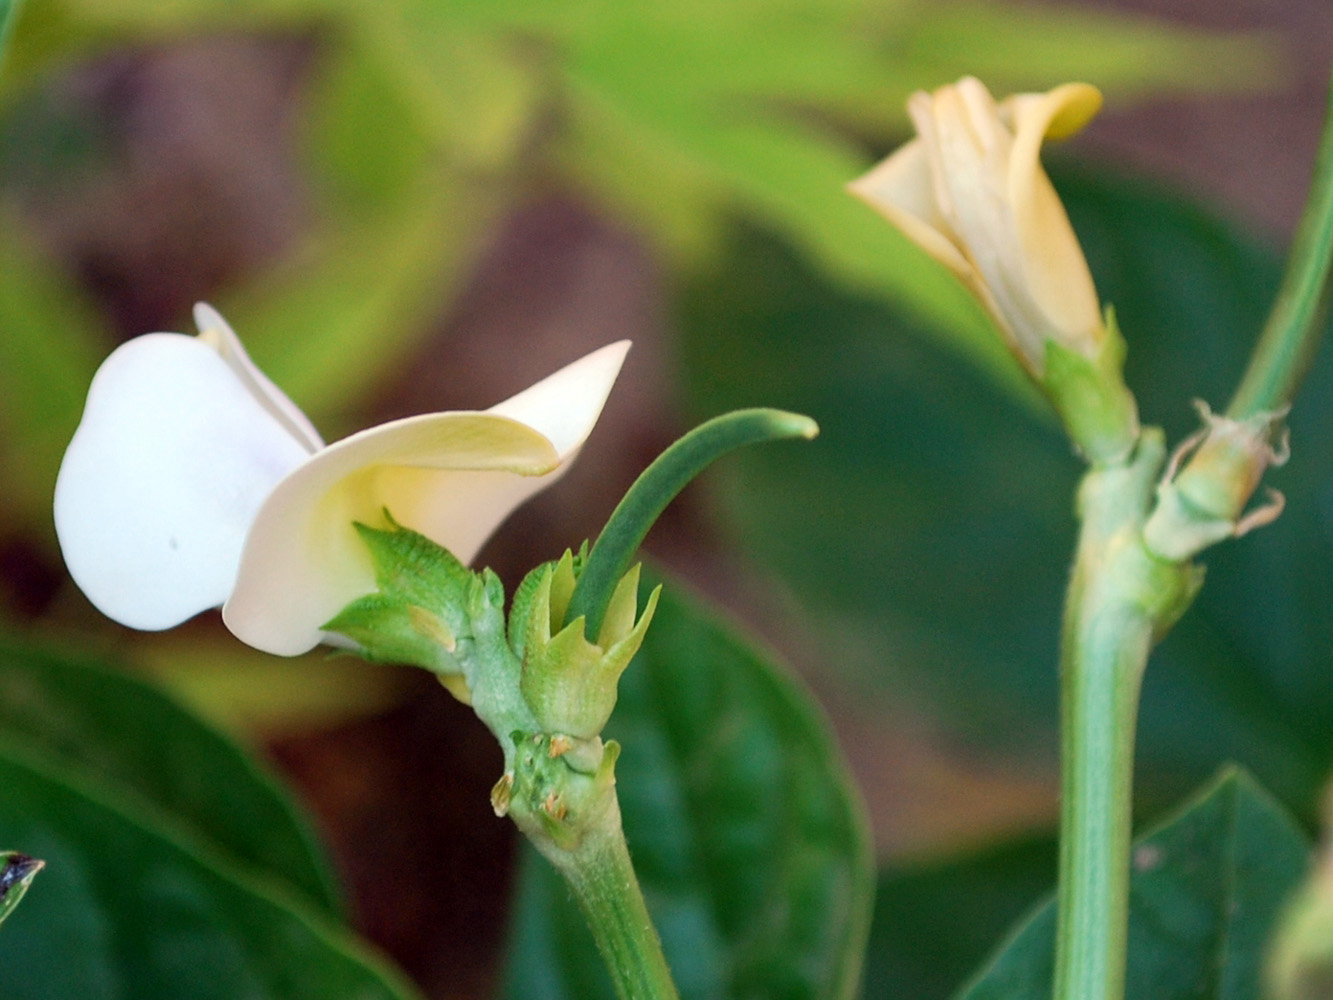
[54,304,629,656]
[849,76,1104,375]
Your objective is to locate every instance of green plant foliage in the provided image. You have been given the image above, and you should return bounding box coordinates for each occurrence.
[502,572,874,1000]
[860,837,1058,1000]
[956,768,1310,1000]
[0,234,107,522]
[0,640,421,998]
[0,0,1279,445]
[0,640,340,913]
[676,164,1333,817]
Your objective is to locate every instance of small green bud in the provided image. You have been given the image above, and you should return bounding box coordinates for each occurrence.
[1144,402,1288,562]
[516,556,660,740]
[508,731,621,851]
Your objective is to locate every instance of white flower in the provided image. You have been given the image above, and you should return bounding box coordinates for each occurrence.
[54,304,629,656]
[849,76,1104,375]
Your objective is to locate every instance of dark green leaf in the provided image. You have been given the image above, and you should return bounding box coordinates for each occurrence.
[860,837,1057,1000]
[502,572,874,1000]
[0,639,342,915]
[0,738,421,1000]
[957,768,1310,1000]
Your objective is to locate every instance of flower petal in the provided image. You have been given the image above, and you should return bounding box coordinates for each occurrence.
[1004,84,1104,352]
[192,303,324,453]
[846,136,974,282]
[224,341,631,656]
[54,333,313,630]
[487,340,631,456]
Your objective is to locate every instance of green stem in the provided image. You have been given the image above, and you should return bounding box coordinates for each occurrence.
[1053,433,1196,1000]
[1228,69,1333,418]
[541,800,680,1000]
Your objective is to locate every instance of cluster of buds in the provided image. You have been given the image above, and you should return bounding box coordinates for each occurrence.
[511,549,660,743]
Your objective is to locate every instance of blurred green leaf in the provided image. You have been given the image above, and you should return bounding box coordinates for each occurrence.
[676,161,1333,817]
[0,232,107,523]
[218,175,497,428]
[0,0,1280,420]
[0,739,422,1000]
[0,639,342,915]
[503,572,874,1000]
[861,837,1057,1000]
[957,767,1309,1000]
[890,1,1278,106]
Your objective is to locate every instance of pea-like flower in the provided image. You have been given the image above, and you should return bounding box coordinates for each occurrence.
[849,76,1104,376]
[54,304,629,656]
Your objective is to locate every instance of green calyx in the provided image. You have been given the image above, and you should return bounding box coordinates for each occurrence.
[1043,308,1140,466]
[515,551,660,741]
[322,512,475,696]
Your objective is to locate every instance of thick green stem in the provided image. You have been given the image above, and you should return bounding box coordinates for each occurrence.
[539,801,680,1000]
[1053,432,1198,1000]
[1054,597,1149,1000]
[1228,69,1333,418]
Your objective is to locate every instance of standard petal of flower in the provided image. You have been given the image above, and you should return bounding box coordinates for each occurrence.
[224,341,629,655]
[1005,84,1104,354]
[192,302,325,452]
[54,334,313,630]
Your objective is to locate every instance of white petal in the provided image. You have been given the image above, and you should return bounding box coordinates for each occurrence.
[54,333,313,630]
[223,336,630,656]
[487,340,631,457]
[192,303,324,452]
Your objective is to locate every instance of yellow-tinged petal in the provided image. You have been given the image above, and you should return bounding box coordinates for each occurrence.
[224,341,631,656]
[846,138,974,282]
[1004,84,1104,356]
[849,76,1106,375]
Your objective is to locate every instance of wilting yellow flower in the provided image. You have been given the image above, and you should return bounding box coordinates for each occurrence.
[849,76,1104,375]
[54,304,628,656]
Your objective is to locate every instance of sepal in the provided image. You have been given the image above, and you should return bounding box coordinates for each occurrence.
[1043,308,1140,465]
[322,513,475,691]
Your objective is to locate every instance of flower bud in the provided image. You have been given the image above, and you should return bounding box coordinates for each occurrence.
[850,77,1148,462]
[849,76,1105,376]
[516,553,660,740]
[1143,403,1288,562]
